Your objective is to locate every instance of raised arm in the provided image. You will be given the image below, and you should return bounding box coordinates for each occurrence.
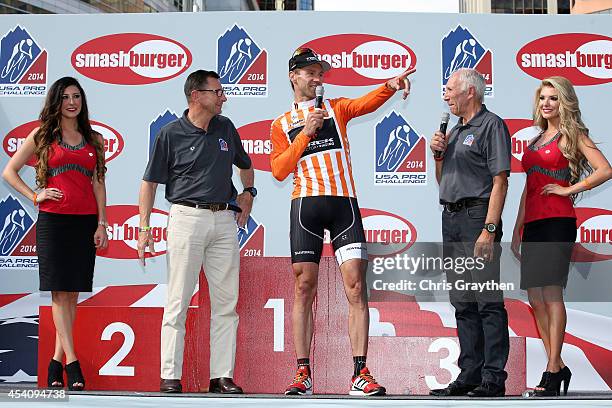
[338,67,416,119]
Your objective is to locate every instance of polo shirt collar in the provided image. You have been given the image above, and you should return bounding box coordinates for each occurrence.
[293,98,316,110]
[459,104,488,127]
[180,109,217,134]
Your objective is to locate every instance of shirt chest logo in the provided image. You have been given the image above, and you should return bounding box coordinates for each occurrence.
[218,138,228,152]
[463,134,475,146]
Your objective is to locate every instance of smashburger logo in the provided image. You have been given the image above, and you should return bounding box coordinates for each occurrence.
[3,120,124,165]
[505,119,539,173]
[301,34,417,86]
[237,120,272,172]
[517,33,612,85]
[72,33,192,85]
[573,207,612,262]
[361,208,417,256]
[100,205,168,259]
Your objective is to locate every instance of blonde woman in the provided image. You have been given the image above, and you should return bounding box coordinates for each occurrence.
[2,77,108,390]
[511,76,612,396]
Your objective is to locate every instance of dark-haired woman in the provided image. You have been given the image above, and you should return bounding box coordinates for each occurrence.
[511,76,612,396]
[3,76,108,391]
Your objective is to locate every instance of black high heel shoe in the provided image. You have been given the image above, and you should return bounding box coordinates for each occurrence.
[47,359,64,388]
[534,371,546,391]
[560,366,572,396]
[534,370,563,396]
[65,361,85,391]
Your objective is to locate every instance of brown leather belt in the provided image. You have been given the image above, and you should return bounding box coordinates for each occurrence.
[175,202,242,213]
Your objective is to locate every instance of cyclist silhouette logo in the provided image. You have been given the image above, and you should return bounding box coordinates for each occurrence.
[0,195,34,257]
[375,112,420,173]
[217,25,261,85]
[219,38,254,83]
[441,25,493,96]
[0,26,42,85]
[216,25,267,97]
[377,124,413,172]
[444,39,478,80]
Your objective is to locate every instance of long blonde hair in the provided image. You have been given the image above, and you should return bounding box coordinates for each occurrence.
[533,76,592,201]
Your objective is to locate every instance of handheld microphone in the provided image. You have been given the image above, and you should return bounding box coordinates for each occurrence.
[312,85,325,139]
[315,85,324,109]
[434,112,450,159]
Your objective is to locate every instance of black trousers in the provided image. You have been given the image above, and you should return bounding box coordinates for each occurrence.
[442,202,509,386]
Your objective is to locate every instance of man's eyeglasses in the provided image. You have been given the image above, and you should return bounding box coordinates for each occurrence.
[196,88,225,97]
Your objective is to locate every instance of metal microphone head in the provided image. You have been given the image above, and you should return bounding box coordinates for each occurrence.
[315,85,324,98]
[441,112,450,124]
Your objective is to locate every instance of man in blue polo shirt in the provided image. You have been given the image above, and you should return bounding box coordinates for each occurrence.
[429,68,511,398]
[137,69,256,394]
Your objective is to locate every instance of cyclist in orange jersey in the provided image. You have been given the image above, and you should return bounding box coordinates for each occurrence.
[270,47,415,396]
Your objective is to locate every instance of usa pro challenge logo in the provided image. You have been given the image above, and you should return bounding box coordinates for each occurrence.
[237,215,265,257]
[148,110,265,254]
[0,195,37,269]
[517,33,612,85]
[374,111,427,186]
[72,33,191,85]
[217,25,267,97]
[0,26,47,97]
[301,34,416,86]
[441,25,493,97]
[3,120,124,165]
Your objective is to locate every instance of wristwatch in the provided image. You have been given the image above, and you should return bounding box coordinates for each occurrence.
[243,187,257,198]
[483,223,497,233]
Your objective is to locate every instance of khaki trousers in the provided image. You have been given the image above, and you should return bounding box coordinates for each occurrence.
[161,204,240,380]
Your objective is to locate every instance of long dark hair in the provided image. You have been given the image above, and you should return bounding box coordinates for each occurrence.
[34,76,105,188]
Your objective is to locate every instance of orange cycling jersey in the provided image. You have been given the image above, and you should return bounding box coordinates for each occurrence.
[270,84,395,199]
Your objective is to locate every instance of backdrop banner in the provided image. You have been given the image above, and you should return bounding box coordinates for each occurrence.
[0,11,610,390]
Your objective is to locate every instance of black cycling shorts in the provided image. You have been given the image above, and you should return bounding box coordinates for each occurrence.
[290,196,367,264]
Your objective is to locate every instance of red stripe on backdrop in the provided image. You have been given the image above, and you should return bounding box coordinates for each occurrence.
[0,293,29,308]
[189,291,199,306]
[78,284,158,307]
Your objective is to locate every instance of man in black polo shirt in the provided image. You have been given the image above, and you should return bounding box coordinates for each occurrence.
[137,70,255,394]
[429,68,511,397]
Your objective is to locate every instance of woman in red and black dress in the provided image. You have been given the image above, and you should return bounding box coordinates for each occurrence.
[511,76,612,396]
[2,77,108,391]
